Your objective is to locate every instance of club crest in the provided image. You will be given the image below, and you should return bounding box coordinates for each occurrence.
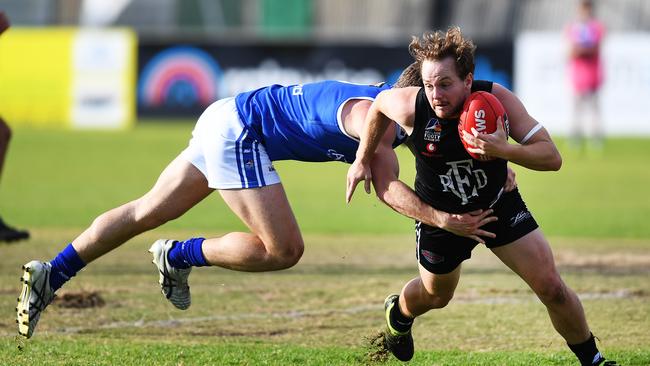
[424,118,442,142]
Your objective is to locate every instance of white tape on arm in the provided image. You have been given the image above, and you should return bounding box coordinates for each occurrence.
[520,123,543,144]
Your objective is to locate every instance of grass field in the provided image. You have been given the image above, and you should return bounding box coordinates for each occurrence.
[0,122,649,365]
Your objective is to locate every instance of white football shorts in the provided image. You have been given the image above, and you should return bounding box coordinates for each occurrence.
[180,97,280,189]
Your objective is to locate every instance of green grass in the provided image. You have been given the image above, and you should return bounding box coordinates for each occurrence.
[0,122,649,365]
[513,138,650,238]
[1,230,648,365]
[3,340,647,366]
[2,122,649,237]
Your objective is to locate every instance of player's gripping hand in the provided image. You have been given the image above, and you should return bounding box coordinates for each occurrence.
[462,116,509,160]
[0,11,10,35]
[346,159,372,203]
[435,209,498,244]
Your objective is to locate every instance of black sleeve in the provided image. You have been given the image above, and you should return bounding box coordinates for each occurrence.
[471,80,494,93]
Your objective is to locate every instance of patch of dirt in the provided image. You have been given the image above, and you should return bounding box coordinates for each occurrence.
[555,251,650,267]
[363,329,390,364]
[53,291,105,309]
[0,288,16,295]
[554,251,650,275]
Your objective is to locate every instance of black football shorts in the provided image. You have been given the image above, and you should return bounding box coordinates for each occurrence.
[416,188,539,274]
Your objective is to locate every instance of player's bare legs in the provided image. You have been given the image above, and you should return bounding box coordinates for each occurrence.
[585,92,603,147]
[0,117,30,242]
[491,229,591,344]
[17,155,213,337]
[400,264,462,317]
[147,168,302,311]
[571,94,586,147]
[0,117,10,178]
[208,183,304,271]
[382,264,461,361]
[72,155,213,263]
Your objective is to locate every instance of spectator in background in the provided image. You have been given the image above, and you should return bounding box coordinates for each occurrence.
[566,0,606,150]
[0,11,30,243]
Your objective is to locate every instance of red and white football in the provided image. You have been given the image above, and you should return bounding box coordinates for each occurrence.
[458,91,508,161]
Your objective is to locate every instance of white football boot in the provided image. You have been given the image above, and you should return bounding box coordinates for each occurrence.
[149,239,192,310]
[16,261,56,338]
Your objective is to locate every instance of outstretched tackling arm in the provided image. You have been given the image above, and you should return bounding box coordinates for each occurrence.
[349,87,497,243]
[346,87,417,202]
[369,126,439,226]
[369,142,496,243]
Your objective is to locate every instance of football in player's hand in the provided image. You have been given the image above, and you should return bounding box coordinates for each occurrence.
[458,91,508,161]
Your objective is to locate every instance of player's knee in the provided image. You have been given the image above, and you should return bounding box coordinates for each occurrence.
[270,238,304,269]
[423,289,454,309]
[279,242,305,268]
[534,276,568,306]
[430,293,454,308]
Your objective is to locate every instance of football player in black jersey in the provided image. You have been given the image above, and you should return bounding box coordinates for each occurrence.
[347,27,614,366]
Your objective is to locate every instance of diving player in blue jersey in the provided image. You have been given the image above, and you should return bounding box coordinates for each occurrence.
[16,69,503,339]
[235,81,404,164]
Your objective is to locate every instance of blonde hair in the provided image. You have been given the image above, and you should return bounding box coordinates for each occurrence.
[408,26,476,79]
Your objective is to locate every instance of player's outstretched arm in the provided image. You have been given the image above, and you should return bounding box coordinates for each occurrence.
[370,143,497,243]
[346,98,392,202]
[346,88,417,203]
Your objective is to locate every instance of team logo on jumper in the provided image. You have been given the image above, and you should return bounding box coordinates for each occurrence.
[424,118,442,142]
[421,142,440,158]
[420,249,444,264]
[327,149,347,162]
[438,159,488,205]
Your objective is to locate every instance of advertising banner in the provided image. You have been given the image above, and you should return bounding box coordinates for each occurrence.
[71,29,136,129]
[0,28,136,129]
[137,42,513,117]
[0,28,74,128]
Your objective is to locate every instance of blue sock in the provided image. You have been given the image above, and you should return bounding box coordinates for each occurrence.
[167,237,209,269]
[49,244,86,292]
